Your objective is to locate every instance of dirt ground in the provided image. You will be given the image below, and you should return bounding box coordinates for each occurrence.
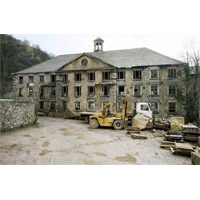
[0,117,192,165]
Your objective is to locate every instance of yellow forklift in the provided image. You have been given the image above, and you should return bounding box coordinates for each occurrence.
[89,100,128,130]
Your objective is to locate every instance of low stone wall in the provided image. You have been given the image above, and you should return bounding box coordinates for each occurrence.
[0,100,37,132]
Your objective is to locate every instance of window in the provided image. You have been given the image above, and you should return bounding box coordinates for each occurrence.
[117,71,125,79]
[88,86,95,96]
[51,75,56,82]
[102,72,110,80]
[50,102,56,110]
[133,70,142,80]
[28,87,33,96]
[28,76,34,83]
[75,73,81,82]
[102,85,109,96]
[40,101,44,109]
[150,102,159,112]
[168,69,176,79]
[134,85,141,95]
[88,72,95,81]
[87,102,95,111]
[74,86,81,97]
[40,75,44,83]
[75,102,81,111]
[40,87,44,98]
[169,102,176,113]
[19,77,23,84]
[62,86,68,97]
[63,101,67,110]
[151,85,158,95]
[63,74,68,82]
[118,86,125,96]
[169,85,176,95]
[51,87,56,96]
[19,88,23,97]
[117,101,123,112]
[151,70,158,79]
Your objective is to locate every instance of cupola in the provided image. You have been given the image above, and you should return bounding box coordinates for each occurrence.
[94,37,104,52]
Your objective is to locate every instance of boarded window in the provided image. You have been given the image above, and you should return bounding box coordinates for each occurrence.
[169,85,176,95]
[102,72,110,80]
[88,72,95,81]
[75,102,81,111]
[151,85,158,95]
[118,86,125,96]
[134,85,141,95]
[19,77,23,84]
[102,85,109,96]
[75,73,81,82]
[117,71,125,79]
[88,86,95,96]
[133,70,142,80]
[169,102,176,113]
[151,70,158,79]
[168,69,176,78]
[74,86,81,97]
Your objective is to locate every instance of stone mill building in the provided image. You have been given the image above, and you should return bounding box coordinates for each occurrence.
[13,37,187,118]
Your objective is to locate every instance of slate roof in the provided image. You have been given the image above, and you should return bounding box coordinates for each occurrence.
[14,47,184,74]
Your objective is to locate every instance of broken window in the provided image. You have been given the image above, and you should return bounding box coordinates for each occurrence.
[51,87,56,96]
[74,86,81,97]
[75,102,81,111]
[63,101,67,110]
[88,86,95,96]
[102,85,109,96]
[169,85,176,95]
[62,86,68,97]
[134,85,141,95]
[88,72,95,81]
[87,102,95,111]
[151,85,158,95]
[118,86,125,96]
[102,72,110,80]
[133,70,142,80]
[18,77,23,84]
[40,75,44,83]
[169,102,176,113]
[28,87,33,96]
[150,102,159,112]
[63,74,68,82]
[40,87,44,98]
[50,102,56,110]
[19,88,23,97]
[40,101,44,109]
[117,71,125,79]
[74,73,81,82]
[28,76,34,83]
[151,70,158,79]
[168,69,176,79]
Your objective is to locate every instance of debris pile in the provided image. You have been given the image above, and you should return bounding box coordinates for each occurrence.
[126,128,147,139]
[170,143,195,156]
[153,119,170,130]
[163,130,183,142]
[180,125,200,142]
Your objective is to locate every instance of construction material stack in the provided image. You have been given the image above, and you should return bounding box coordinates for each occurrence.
[180,125,200,142]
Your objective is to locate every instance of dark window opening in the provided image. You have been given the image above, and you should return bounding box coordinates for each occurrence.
[102,72,110,80]
[168,69,176,79]
[62,86,68,97]
[75,102,81,111]
[118,86,125,96]
[117,71,125,79]
[151,85,158,95]
[88,72,95,81]
[40,75,44,83]
[51,87,56,96]
[40,87,44,98]
[74,86,81,97]
[102,85,109,96]
[19,88,23,97]
[28,76,34,83]
[169,102,176,113]
[63,101,67,110]
[151,70,158,79]
[64,74,68,82]
[40,101,44,109]
[133,70,142,80]
[50,102,55,110]
[169,85,176,95]
[75,73,81,82]
[28,87,33,96]
[51,75,56,82]
[134,85,141,95]
[88,86,95,96]
[19,77,23,84]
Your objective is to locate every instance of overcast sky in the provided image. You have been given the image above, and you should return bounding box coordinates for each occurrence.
[12,34,200,62]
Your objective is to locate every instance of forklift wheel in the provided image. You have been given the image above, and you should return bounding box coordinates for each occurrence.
[90,119,99,129]
[113,120,124,130]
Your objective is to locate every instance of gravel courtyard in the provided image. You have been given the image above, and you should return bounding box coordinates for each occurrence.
[0,117,191,165]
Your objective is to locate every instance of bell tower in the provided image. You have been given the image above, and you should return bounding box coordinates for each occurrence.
[94,37,104,52]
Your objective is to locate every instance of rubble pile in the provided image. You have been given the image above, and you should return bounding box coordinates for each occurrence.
[163,130,183,142]
[170,143,195,156]
[153,119,170,130]
[180,125,200,142]
[126,128,147,139]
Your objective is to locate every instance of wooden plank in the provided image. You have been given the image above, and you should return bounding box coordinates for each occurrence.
[131,133,147,139]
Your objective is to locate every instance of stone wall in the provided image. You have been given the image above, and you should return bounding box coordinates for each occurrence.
[0,100,37,132]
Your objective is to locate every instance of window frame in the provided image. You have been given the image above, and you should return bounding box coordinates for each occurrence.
[117,71,125,80]
[88,72,95,81]
[102,72,110,80]
[51,75,56,83]
[75,102,81,111]
[74,86,81,97]
[87,101,95,111]
[150,85,159,95]
[101,85,109,96]
[168,85,177,96]
[74,73,82,82]
[133,70,142,80]
[168,69,176,79]
[169,102,176,113]
[18,76,23,84]
[88,86,95,96]
[134,85,142,96]
[118,85,125,96]
[150,70,159,79]
[62,86,68,97]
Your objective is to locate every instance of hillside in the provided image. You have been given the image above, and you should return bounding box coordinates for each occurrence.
[0,34,54,98]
